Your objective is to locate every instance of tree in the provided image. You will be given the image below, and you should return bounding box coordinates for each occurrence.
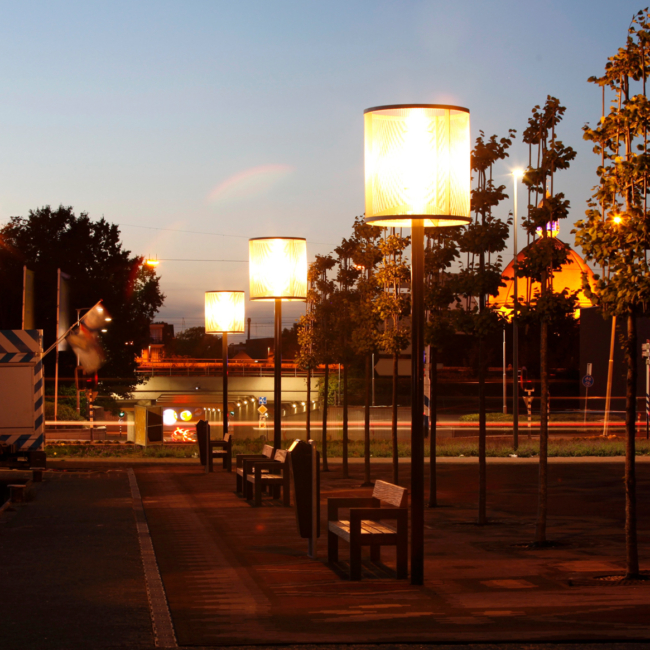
[519,97,576,545]
[0,205,164,397]
[173,327,222,358]
[573,9,650,578]
[454,131,514,524]
[299,254,336,469]
[375,229,411,484]
[424,226,462,506]
[349,216,383,486]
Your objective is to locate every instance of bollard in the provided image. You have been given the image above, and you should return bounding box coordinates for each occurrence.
[9,484,25,503]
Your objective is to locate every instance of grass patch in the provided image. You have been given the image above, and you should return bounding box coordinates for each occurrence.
[459,412,620,423]
[44,436,650,459]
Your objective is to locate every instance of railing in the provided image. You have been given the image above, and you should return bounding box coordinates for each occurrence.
[137,359,328,378]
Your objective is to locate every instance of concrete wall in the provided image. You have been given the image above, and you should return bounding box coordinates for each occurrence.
[132,374,319,402]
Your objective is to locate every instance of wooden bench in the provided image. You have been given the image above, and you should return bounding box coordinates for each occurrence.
[245,449,291,507]
[327,480,408,580]
[235,444,275,494]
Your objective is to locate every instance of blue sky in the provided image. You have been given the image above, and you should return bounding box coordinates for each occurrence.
[0,0,642,339]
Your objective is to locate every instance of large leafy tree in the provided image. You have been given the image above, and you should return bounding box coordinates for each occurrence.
[0,205,164,397]
[573,9,650,579]
[519,97,576,545]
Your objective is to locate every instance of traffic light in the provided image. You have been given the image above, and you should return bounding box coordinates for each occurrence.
[118,410,126,418]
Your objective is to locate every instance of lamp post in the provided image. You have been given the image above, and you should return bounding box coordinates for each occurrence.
[249,237,307,450]
[364,104,471,584]
[205,291,245,438]
[512,170,523,451]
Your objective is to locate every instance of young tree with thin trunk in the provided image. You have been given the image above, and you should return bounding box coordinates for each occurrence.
[424,227,461,507]
[349,216,383,487]
[374,229,411,484]
[453,131,514,524]
[573,9,650,578]
[519,96,576,546]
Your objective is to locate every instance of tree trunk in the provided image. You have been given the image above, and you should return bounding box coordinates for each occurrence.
[306,367,311,442]
[478,333,487,525]
[362,354,372,486]
[342,363,349,478]
[322,364,329,471]
[536,319,549,545]
[392,352,399,484]
[428,347,438,507]
[625,312,640,578]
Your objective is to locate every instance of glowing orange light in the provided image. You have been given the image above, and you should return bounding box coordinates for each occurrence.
[145,259,160,267]
[249,237,307,301]
[613,215,622,224]
[171,427,196,442]
[205,291,245,333]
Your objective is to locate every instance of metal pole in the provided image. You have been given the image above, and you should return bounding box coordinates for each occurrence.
[646,350,649,440]
[308,440,318,558]
[604,315,616,436]
[410,220,425,586]
[223,331,228,437]
[502,328,507,414]
[274,298,282,449]
[372,353,375,407]
[54,269,61,422]
[512,174,519,450]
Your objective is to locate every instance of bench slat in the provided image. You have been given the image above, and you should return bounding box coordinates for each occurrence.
[373,480,407,508]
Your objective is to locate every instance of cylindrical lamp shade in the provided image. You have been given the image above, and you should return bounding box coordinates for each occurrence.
[205,291,245,333]
[364,104,471,227]
[249,237,307,301]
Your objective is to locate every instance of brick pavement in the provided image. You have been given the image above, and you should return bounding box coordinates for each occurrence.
[134,459,650,646]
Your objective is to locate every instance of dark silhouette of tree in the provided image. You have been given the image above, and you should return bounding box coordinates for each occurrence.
[0,205,164,397]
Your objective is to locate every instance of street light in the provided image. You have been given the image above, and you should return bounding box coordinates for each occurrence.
[512,169,524,451]
[249,237,307,449]
[364,104,471,585]
[205,290,245,438]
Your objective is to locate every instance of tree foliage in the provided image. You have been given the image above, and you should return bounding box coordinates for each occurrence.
[0,205,164,396]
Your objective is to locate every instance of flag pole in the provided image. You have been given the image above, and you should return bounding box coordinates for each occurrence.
[54,269,61,422]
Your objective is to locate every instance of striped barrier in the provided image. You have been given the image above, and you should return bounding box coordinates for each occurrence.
[0,330,44,451]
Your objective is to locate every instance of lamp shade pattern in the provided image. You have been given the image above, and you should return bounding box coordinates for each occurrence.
[205,291,245,333]
[364,104,471,227]
[249,237,307,301]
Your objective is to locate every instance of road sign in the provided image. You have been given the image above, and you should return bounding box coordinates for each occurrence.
[259,396,267,406]
[258,405,268,415]
[582,375,594,388]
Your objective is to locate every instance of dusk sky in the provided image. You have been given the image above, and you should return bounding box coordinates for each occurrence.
[0,1,642,340]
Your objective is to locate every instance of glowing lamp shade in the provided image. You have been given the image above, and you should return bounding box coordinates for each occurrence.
[249,237,307,301]
[205,291,245,333]
[364,104,471,227]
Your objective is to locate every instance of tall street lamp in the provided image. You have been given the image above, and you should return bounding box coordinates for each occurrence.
[364,104,471,584]
[205,290,245,438]
[249,237,307,450]
[512,170,523,451]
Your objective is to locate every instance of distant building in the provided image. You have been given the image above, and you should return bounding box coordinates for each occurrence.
[142,322,174,362]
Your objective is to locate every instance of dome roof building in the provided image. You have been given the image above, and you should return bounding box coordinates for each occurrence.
[489,237,596,318]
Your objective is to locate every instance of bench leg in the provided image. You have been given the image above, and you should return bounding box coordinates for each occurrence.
[236,473,242,494]
[396,536,408,579]
[328,530,339,563]
[246,479,253,501]
[350,541,362,581]
[370,544,380,563]
[254,479,262,506]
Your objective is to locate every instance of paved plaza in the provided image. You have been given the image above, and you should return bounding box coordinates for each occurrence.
[1,457,649,649]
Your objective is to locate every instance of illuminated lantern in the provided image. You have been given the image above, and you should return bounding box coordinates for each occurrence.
[204,290,246,442]
[205,291,245,334]
[364,104,471,586]
[364,104,471,227]
[179,410,192,422]
[249,236,307,449]
[249,237,307,301]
